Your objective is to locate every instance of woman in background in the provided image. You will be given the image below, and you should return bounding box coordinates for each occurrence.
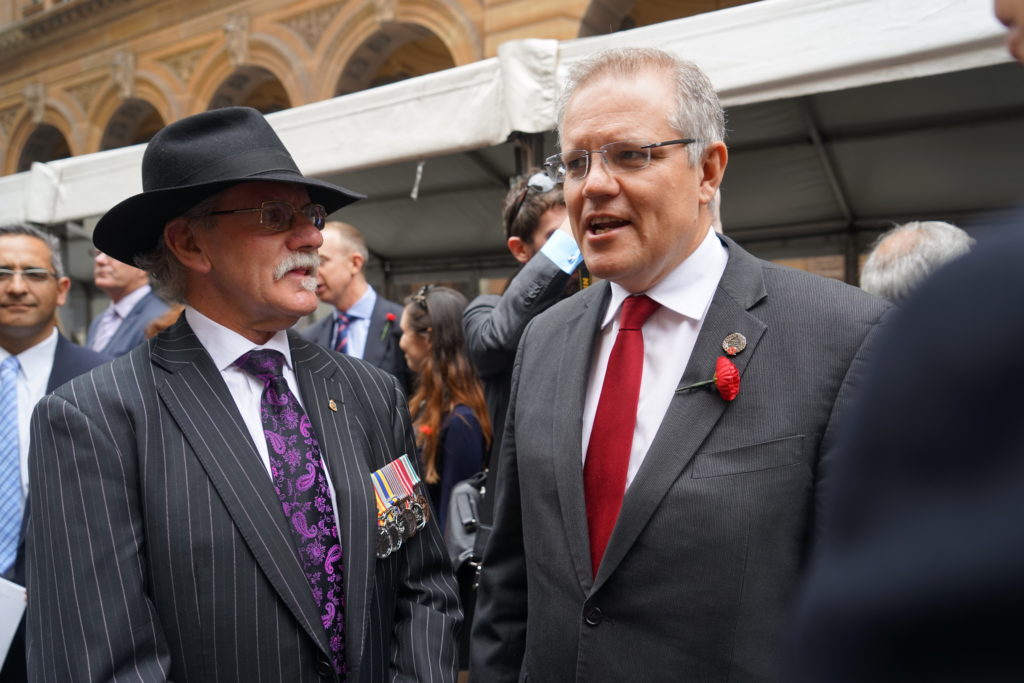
[399,285,490,530]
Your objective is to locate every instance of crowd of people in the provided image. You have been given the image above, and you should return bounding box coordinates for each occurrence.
[0,1,1021,680]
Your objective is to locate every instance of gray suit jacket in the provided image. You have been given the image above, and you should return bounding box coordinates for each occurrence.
[470,236,889,682]
[303,296,410,395]
[86,289,171,357]
[27,319,460,682]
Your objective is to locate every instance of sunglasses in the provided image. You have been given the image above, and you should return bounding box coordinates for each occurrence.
[505,172,557,238]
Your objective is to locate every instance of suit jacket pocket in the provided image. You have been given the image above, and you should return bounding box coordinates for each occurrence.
[691,434,804,479]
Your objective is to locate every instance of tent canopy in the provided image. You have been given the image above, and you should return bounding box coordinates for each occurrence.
[0,0,1016,270]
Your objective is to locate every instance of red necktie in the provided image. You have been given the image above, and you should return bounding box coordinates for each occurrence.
[584,294,660,576]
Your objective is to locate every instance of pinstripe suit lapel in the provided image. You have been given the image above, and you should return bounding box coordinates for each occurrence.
[150,320,332,657]
[553,282,610,592]
[594,238,769,590]
[290,333,374,678]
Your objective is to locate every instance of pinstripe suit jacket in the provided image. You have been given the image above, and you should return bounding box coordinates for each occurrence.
[26,318,460,682]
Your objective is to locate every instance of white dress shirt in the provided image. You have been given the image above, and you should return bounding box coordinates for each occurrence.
[0,328,58,503]
[185,308,342,521]
[581,226,728,488]
[91,283,152,351]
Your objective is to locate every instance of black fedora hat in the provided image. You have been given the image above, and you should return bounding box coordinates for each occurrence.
[93,106,364,265]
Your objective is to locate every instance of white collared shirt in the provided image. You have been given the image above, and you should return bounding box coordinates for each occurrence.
[92,284,152,351]
[581,226,728,488]
[336,285,377,360]
[0,328,58,502]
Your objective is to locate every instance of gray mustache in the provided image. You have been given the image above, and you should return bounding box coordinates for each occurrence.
[273,252,320,282]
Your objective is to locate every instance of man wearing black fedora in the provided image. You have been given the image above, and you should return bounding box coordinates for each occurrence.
[24,107,460,682]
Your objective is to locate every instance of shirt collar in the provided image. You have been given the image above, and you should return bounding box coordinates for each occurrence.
[184,306,294,373]
[342,285,376,321]
[112,284,152,318]
[0,327,59,381]
[602,226,728,328]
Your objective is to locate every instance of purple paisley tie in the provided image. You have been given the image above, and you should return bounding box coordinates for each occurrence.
[234,349,347,678]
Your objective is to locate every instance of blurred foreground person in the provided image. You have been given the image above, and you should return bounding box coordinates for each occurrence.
[471,47,887,682]
[26,107,459,682]
[0,224,108,682]
[860,220,973,303]
[791,2,1024,679]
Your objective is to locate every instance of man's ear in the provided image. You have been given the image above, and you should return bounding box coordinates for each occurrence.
[698,141,728,205]
[164,218,211,274]
[350,251,365,274]
[507,236,533,264]
[54,276,71,308]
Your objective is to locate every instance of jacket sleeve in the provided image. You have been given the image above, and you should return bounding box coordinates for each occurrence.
[463,253,571,379]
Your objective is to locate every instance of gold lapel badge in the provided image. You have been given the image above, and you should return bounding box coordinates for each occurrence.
[722,333,747,356]
[328,399,338,412]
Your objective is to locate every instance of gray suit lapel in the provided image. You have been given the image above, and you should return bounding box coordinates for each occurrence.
[553,283,611,591]
[151,319,332,656]
[290,334,374,678]
[362,300,386,367]
[594,238,769,589]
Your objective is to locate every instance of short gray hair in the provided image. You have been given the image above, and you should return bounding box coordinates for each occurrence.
[860,221,975,303]
[556,47,725,166]
[134,194,219,304]
[0,223,65,277]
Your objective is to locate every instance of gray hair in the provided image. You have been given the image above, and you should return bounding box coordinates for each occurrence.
[134,194,219,304]
[556,47,725,166]
[860,221,975,304]
[0,223,65,277]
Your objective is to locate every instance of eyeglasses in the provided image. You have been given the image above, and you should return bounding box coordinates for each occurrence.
[544,138,696,183]
[506,172,557,238]
[0,268,58,284]
[208,201,327,231]
[411,284,432,312]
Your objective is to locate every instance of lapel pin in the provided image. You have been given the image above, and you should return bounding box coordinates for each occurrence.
[328,399,337,412]
[722,333,747,356]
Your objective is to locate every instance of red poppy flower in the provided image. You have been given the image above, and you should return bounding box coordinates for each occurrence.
[679,356,740,402]
[381,312,397,341]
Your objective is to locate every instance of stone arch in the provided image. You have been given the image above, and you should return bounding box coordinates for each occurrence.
[97,98,166,151]
[578,0,751,37]
[191,48,296,115]
[315,0,480,101]
[9,106,75,173]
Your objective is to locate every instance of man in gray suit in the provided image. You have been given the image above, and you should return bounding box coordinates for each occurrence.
[86,248,170,356]
[302,222,409,393]
[26,107,460,682]
[470,48,889,681]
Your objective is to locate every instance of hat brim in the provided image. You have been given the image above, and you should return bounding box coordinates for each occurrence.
[93,171,364,266]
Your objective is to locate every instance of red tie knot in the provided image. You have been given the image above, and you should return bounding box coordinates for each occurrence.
[619,294,660,331]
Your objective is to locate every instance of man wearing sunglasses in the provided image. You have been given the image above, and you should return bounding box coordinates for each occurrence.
[0,224,109,681]
[26,107,460,682]
[471,48,889,681]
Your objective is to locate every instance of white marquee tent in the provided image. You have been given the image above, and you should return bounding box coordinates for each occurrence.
[0,0,1017,287]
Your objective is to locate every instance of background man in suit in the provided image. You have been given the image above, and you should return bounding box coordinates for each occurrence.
[859,220,974,304]
[26,107,460,682]
[303,222,410,393]
[86,248,171,356]
[0,223,109,682]
[790,1,1024,678]
[470,47,888,681]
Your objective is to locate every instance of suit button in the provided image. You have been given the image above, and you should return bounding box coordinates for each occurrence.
[316,655,334,679]
[584,607,603,626]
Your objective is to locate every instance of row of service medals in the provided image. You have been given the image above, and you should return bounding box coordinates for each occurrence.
[371,454,430,559]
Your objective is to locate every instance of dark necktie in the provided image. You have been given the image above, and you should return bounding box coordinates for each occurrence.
[332,313,353,354]
[234,349,347,677]
[584,294,660,577]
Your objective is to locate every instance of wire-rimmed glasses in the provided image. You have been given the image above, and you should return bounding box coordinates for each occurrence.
[208,200,328,231]
[543,138,696,183]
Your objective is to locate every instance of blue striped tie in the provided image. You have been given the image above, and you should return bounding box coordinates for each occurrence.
[0,356,20,574]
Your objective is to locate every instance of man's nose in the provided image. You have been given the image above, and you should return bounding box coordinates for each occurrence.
[286,216,324,251]
[581,154,620,197]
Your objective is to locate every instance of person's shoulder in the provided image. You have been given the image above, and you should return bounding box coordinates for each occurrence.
[759,258,888,320]
[444,404,482,432]
[377,296,405,318]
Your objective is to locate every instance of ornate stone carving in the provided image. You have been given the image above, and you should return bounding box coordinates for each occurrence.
[279,4,343,52]
[23,82,45,123]
[112,50,135,99]
[373,0,396,23]
[159,45,210,85]
[0,106,20,137]
[224,11,250,68]
[65,77,106,112]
